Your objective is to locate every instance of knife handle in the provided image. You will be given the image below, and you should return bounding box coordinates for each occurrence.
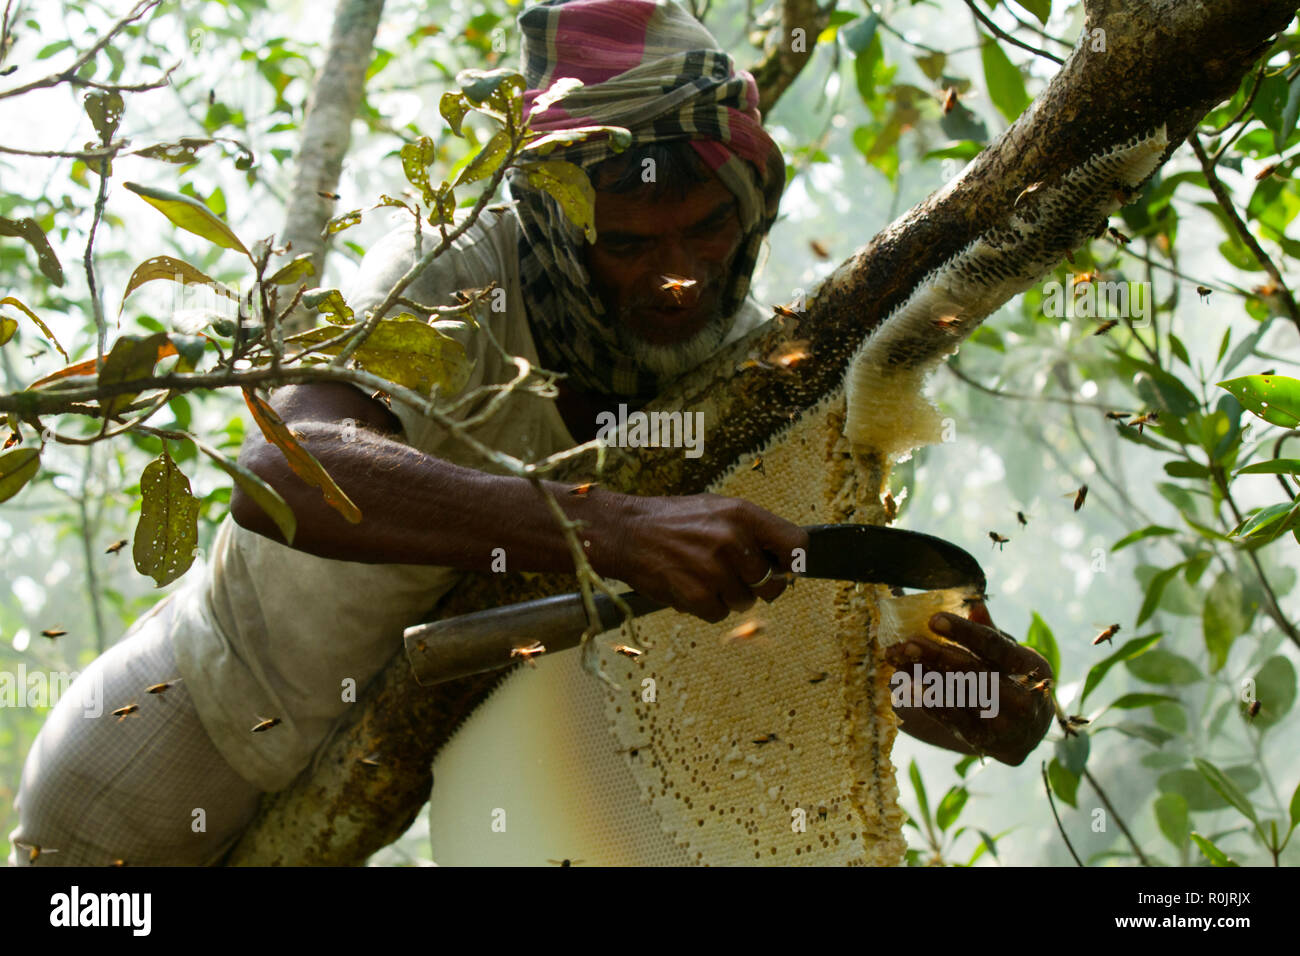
[404,589,667,686]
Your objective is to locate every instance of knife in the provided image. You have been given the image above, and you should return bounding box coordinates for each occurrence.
[403,524,986,687]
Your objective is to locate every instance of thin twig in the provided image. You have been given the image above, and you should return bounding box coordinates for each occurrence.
[962,0,1064,65]
[1082,767,1151,866]
[1042,762,1084,866]
[1189,134,1300,338]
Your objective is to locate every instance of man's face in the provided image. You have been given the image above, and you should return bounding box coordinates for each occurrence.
[583,172,744,380]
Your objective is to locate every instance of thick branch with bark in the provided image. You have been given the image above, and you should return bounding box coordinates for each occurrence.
[276,0,385,335]
[226,0,1298,865]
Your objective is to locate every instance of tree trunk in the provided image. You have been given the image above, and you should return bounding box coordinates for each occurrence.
[226,0,1299,865]
[276,0,386,335]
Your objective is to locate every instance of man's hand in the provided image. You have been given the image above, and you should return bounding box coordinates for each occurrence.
[885,603,1054,766]
[594,493,809,623]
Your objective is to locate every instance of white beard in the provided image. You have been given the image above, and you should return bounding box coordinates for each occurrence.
[613,309,732,382]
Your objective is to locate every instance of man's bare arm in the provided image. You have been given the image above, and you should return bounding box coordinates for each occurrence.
[230,383,808,622]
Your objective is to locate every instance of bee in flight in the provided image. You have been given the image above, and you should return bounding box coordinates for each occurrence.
[611,643,643,659]
[989,531,1010,551]
[41,627,67,640]
[104,539,128,555]
[510,641,546,666]
[1093,624,1121,646]
[146,678,182,696]
[251,715,282,733]
[111,702,139,722]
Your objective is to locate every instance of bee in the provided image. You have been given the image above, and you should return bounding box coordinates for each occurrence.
[817,805,828,821]
[1127,411,1159,434]
[933,314,963,334]
[807,670,828,684]
[369,389,392,409]
[111,858,126,867]
[961,590,989,607]
[112,702,139,722]
[1014,181,1043,208]
[768,340,811,371]
[724,619,765,644]
[510,641,546,666]
[208,89,215,105]
[611,643,643,659]
[568,481,598,496]
[1108,227,1132,245]
[1092,319,1119,336]
[1065,484,1088,512]
[1196,285,1212,303]
[1031,678,1054,694]
[316,190,340,200]
[104,538,128,555]
[751,455,765,475]
[1105,410,1131,421]
[41,627,67,639]
[809,239,830,260]
[942,86,959,114]
[1254,163,1281,181]
[772,304,801,320]
[1066,715,1090,727]
[752,733,778,745]
[1061,718,1080,738]
[1093,624,1121,646]
[882,491,898,522]
[659,275,697,305]
[359,752,383,767]
[1073,271,1099,287]
[14,842,57,863]
[1247,699,1262,720]
[250,715,281,733]
[3,431,20,449]
[989,531,1010,551]
[1016,511,1029,527]
[145,678,182,696]
[547,858,584,866]
[1253,281,1280,297]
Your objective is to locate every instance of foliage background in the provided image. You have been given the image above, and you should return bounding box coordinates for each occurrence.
[1,0,1297,866]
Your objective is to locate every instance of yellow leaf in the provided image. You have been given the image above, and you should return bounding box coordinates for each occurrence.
[266,254,316,285]
[0,296,68,362]
[118,255,239,318]
[521,161,596,242]
[241,388,362,524]
[0,446,40,503]
[123,182,250,257]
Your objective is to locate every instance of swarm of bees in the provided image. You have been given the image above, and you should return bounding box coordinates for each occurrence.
[510,640,546,666]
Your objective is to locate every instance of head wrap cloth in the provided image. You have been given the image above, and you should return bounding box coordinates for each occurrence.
[510,0,785,400]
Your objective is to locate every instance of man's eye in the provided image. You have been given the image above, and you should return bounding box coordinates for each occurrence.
[603,238,646,255]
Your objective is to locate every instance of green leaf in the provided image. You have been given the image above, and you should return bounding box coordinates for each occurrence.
[132,137,216,165]
[1194,758,1258,824]
[118,255,238,318]
[847,15,882,104]
[1164,460,1210,479]
[935,786,968,832]
[133,449,200,588]
[1217,374,1300,428]
[0,216,65,286]
[523,125,632,156]
[1251,655,1296,728]
[1081,632,1161,704]
[520,161,596,243]
[98,331,174,417]
[400,136,438,207]
[301,288,354,326]
[1235,458,1300,476]
[1055,732,1089,775]
[1109,722,1174,746]
[440,92,472,137]
[266,254,316,286]
[457,68,525,124]
[1010,0,1051,25]
[124,182,250,257]
[1126,648,1201,685]
[1190,832,1238,866]
[980,39,1031,122]
[192,436,296,546]
[83,90,124,141]
[455,129,512,187]
[1112,525,1177,551]
[1154,793,1189,849]
[1289,780,1300,835]
[1160,766,1260,811]
[1203,572,1247,673]
[322,208,363,236]
[1108,692,1180,710]
[1024,611,1059,681]
[0,447,40,503]
[1047,759,1078,807]
[1137,564,1183,625]
[0,296,68,361]
[909,759,932,829]
[1234,500,1300,541]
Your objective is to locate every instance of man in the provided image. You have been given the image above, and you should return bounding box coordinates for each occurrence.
[9,0,1050,867]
